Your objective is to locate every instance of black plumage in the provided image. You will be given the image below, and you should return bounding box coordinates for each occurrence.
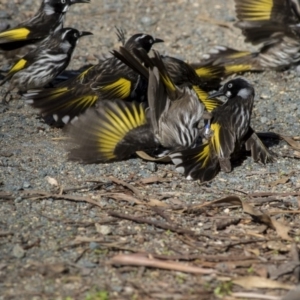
[170,78,275,182]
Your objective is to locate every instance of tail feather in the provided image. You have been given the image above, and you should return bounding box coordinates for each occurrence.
[235,0,291,23]
[244,127,276,163]
[236,21,290,45]
[203,46,262,74]
[190,64,225,89]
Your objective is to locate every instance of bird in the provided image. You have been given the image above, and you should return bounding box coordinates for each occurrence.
[111,45,224,113]
[0,28,92,102]
[202,0,300,72]
[170,78,275,182]
[24,33,164,125]
[0,0,90,55]
[145,52,209,150]
[68,51,209,162]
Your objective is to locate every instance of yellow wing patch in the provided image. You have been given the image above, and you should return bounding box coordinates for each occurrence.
[225,64,253,75]
[71,95,99,109]
[100,78,131,99]
[192,86,222,112]
[211,123,221,156]
[0,28,30,41]
[8,59,27,74]
[160,73,176,92]
[96,103,147,160]
[237,0,273,21]
[195,143,211,168]
[78,66,94,83]
[227,51,251,59]
[194,66,219,78]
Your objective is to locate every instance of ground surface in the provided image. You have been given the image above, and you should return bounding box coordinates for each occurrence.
[1,0,300,299]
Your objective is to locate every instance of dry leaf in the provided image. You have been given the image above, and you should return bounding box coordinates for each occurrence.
[231,292,280,300]
[139,176,171,184]
[136,151,171,162]
[270,176,290,187]
[233,276,294,290]
[110,253,215,274]
[280,135,300,151]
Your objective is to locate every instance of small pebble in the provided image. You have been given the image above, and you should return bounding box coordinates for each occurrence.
[12,244,25,258]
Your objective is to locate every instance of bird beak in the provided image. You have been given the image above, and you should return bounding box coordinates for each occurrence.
[70,0,90,4]
[79,31,93,37]
[154,38,164,44]
[207,89,224,99]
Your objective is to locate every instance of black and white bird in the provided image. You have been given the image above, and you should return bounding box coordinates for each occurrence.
[1,28,92,102]
[203,0,300,72]
[0,0,90,54]
[170,78,275,182]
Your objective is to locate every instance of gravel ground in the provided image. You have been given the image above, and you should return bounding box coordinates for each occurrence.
[1,0,300,299]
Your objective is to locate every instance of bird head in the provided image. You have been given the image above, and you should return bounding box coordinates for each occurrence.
[59,28,93,52]
[208,78,254,100]
[125,33,164,53]
[44,0,90,14]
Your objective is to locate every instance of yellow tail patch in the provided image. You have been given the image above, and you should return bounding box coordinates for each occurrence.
[100,78,131,99]
[0,28,30,41]
[97,103,147,159]
[238,0,273,21]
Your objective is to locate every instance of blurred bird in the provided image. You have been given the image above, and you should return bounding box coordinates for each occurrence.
[112,45,223,113]
[24,33,163,125]
[145,52,209,150]
[170,78,275,182]
[68,51,209,162]
[0,28,92,102]
[202,0,300,72]
[0,0,90,55]
[68,100,156,162]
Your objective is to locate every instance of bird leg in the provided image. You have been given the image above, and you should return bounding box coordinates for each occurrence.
[218,157,232,173]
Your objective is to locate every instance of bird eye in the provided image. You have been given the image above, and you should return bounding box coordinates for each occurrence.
[61,0,66,3]
[149,39,153,44]
[228,83,233,88]
[74,33,78,37]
